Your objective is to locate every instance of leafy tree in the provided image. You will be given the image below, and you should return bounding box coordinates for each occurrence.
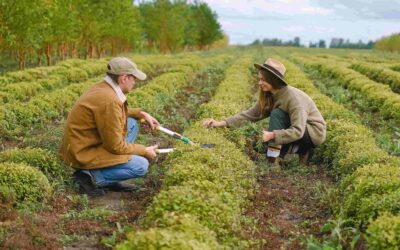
[375,33,400,52]
[0,0,48,69]
[139,0,187,52]
[318,39,326,48]
[190,2,223,49]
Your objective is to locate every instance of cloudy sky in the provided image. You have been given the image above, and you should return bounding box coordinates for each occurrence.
[202,0,400,46]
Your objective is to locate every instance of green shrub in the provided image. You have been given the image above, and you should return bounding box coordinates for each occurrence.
[341,164,400,226]
[117,213,221,250]
[366,213,400,250]
[0,162,52,204]
[0,147,65,181]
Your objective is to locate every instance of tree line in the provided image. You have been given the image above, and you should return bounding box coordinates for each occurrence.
[0,0,224,70]
[251,37,374,49]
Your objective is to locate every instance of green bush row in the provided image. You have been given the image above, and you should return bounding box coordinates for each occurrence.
[295,55,400,124]
[129,55,232,116]
[0,162,52,204]
[0,147,66,181]
[351,62,400,93]
[0,56,201,105]
[0,56,216,139]
[0,54,190,86]
[117,55,257,249]
[0,60,106,105]
[285,55,400,246]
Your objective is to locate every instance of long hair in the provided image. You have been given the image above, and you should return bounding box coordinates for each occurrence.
[258,68,285,115]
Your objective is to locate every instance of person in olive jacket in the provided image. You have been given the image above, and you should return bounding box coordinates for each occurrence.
[59,57,159,196]
[203,58,326,166]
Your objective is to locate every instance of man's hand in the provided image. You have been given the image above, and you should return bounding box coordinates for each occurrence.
[202,118,227,128]
[262,131,275,142]
[140,111,160,130]
[144,145,158,161]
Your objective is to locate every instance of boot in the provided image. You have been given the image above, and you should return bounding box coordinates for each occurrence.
[267,156,280,169]
[105,182,138,192]
[298,148,314,166]
[72,171,105,197]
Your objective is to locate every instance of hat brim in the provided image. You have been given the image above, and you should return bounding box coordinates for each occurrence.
[254,63,288,86]
[131,69,147,81]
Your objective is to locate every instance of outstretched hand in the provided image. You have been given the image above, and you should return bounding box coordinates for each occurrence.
[202,118,227,128]
[140,111,160,130]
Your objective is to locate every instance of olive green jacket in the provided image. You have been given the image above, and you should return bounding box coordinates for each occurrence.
[59,80,147,169]
[224,86,326,146]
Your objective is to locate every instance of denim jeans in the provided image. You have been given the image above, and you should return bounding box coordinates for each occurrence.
[83,118,149,187]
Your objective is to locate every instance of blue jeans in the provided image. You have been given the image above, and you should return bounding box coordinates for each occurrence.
[84,118,149,187]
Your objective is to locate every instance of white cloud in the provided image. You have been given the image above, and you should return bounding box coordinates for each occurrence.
[312,26,336,33]
[282,25,306,32]
[300,7,332,15]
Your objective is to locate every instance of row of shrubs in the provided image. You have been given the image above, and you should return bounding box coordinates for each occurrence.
[0,53,230,208]
[0,55,210,140]
[0,54,189,86]
[286,56,400,249]
[116,55,257,249]
[350,62,400,94]
[0,55,203,105]
[295,55,400,125]
[0,59,107,105]
[392,64,400,72]
[128,55,232,115]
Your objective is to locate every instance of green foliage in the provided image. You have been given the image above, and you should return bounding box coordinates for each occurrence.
[351,62,400,94]
[117,213,221,250]
[375,33,400,52]
[0,185,16,205]
[318,119,393,177]
[63,207,113,220]
[0,147,66,181]
[307,219,360,250]
[341,164,400,227]
[0,162,52,204]
[366,213,400,250]
[296,56,400,124]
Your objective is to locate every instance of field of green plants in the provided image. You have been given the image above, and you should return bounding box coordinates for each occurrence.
[1,47,400,249]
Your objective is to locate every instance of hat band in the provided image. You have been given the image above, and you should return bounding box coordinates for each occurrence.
[263,64,284,78]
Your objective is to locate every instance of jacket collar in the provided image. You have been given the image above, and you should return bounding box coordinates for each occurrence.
[272,86,288,99]
[104,75,127,103]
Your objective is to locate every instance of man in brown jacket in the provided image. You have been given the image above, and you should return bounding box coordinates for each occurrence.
[59,57,159,196]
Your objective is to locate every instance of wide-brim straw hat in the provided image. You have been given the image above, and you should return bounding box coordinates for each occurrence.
[254,58,288,86]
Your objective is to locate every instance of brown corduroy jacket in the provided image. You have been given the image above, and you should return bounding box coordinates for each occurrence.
[59,81,147,170]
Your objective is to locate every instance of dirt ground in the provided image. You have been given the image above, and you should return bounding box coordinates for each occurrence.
[244,146,334,250]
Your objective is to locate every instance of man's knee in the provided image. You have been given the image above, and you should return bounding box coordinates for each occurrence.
[129,156,149,177]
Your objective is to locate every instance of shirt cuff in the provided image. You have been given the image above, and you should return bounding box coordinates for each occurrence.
[128,108,142,119]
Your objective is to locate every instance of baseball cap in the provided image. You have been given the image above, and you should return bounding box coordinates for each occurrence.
[107,57,146,80]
